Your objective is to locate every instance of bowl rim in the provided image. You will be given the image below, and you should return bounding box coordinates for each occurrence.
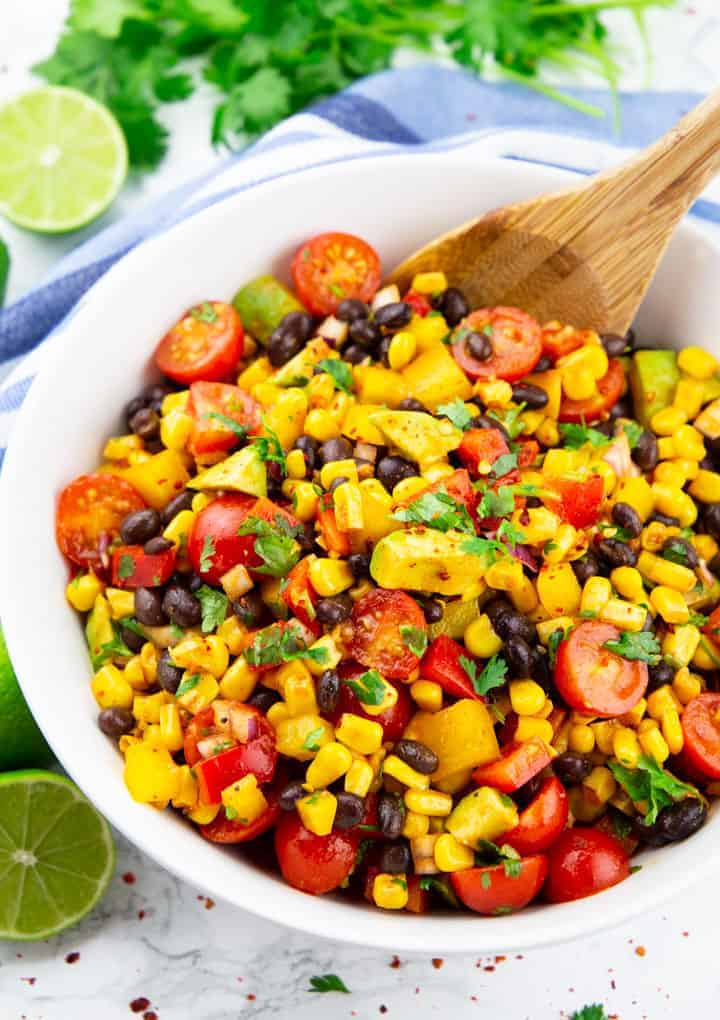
[2,146,720,954]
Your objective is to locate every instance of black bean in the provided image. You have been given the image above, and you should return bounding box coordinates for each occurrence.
[125,395,147,430]
[328,475,349,494]
[436,287,469,327]
[624,328,636,350]
[483,596,513,629]
[600,333,628,358]
[394,739,438,776]
[268,327,303,367]
[120,509,161,546]
[376,455,418,492]
[334,792,365,830]
[232,591,264,627]
[632,430,659,472]
[553,751,593,785]
[610,395,634,420]
[279,782,306,812]
[336,299,368,322]
[612,502,643,538]
[703,504,720,542]
[343,343,370,365]
[157,650,184,694]
[511,383,548,410]
[397,397,426,412]
[534,355,553,372]
[374,302,412,331]
[319,436,353,465]
[248,686,280,713]
[419,598,443,624]
[144,535,174,555]
[661,536,699,569]
[120,625,145,653]
[296,524,316,555]
[532,649,553,694]
[379,841,412,874]
[647,660,674,693]
[505,636,533,678]
[494,609,536,646]
[377,793,405,839]
[160,490,194,527]
[129,407,160,441]
[293,435,319,472]
[282,310,315,343]
[466,331,493,361]
[317,669,341,714]
[471,414,509,441]
[348,318,382,349]
[98,707,135,739]
[188,573,204,592]
[525,496,542,509]
[649,512,680,528]
[709,552,720,577]
[638,798,707,846]
[162,585,202,628]
[377,335,392,366]
[134,587,167,626]
[316,595,353,627]
[597,538,638,568]
[594,420,615,438]
[348,553,371,578]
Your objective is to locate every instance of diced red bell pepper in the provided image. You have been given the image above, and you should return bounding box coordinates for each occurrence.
[281,557,320,635]
[472,737,552,793]
[403,289,432,317]
[317,493,350,556]
[517,439,540,468]
[552,475,604,529]
[195,727,278,805]
[457,428,511,478]
[111,543,176,589]
[420,635,480,701]
[406,875,430,914]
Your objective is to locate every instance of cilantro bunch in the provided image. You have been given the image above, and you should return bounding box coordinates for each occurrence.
[35,0,675,171]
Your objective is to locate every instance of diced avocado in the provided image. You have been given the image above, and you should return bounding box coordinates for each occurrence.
[703,376,720,404]
[189,445,266,497]
[695,397,720,439]
[428,597,481,640]
[370,410,462,464]
[86,595,115,671]
[629,350,679,428]
[370,528,486,596]
[233,275,303,345]
[272,337,334,387]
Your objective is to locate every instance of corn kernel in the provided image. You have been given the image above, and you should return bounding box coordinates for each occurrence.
[345,758,374,798]
[464,615,502,658]
[673,457,700,480]
[656,437,677,459]
[319,459,358,491]
[692,534,718,562]
[421,462,456,484]
[160,411,193,451]
[536,617,575,645]
[388,331,417,370]
[621,697,647,728]
[162,509,196,551]
[124,655,149,691]
[91,664,134,709]
[171,764,199,811]
[649,585,689,625]
[473,379,513,407]
[514,717,554,744]
[266,702,290,728]
[647,684,683,720]
[103,434,142,461]
[562,369,597,401]
[275,714,333,760]
[641,521,674,552]
[410,679,443,712]
[446,786,519,846]
[132,690,169,724]
[297,789,337,836]
[673,376,706,418]
[583,765,617,805]
[304,408,340,442]
[663,624,701,667]
[434,768,474,795]
[543,523,578,564]
[286,448,307,479]
[689,468,720,504]
[104,586,135,620]
[557,343,608,380]
[124,743,181,805]
[654,461,688,489]
[158,703,184,752]
[335,712,383,754]
[405,788,453,817]
[402,810,430,839]
[651,406,687,435]
[187,802,221,825]
[613,477,655,521]
[638,717,659,734]
[581,577,612,616]
[283,480,320,522]
[216,616,248,657]
[66,572,103,612]
[411,271,447,294]
[568,786,605,823]
[282,670,318,718]
[591,720,617,755]
[191,492,211,513]
[433,833,475,873]
[569,724,595,754]
[383,754,431,791]
[509,679,546,717]
[355,364,408,406]
[678,345,719,380]
[306,742,353,789]
[637,551,696,593]
[638,726,670,763]
[535,417,560,447]
[515,506,561,545]
[607,567,642,604]
[674,423,706,461]
[537,562,582,617]
[508,575,539,615]
[651,483,698,528]
[171,633,229,677]
[161,390,189,416]
[373,872,409,910]
[612,726,641,768]
[176,671,218,714]
[673,667,702,705]
[661,707,684,755]
[308,557,354,597]
[405,313,449,353]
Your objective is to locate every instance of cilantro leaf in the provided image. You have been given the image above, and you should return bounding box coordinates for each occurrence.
[117,616,145,638]
[491,452,518,478]
[460,654,507,697]
[461,536,507,565]
[622,421,644,449]
[488,404,526,440]
[436,398,473,431]
[399,625,428,658]
[689,611,708,628]
[176,673,200,698]
[477,485,515,520]
[558,424,609,449]
[117,553,135,580]
[190,301,217,323]
[608,755,699,826]
[244,623,327,668]
[199,534,216,574]
[418,876,460,908]
[603,631,661,665]
[317,358,353,394]
[345,669,386,706]
[496,519,525,548]
[236,514,301,577]
[547,627,569,668]
[660,538,693,567]
[302,726,325,752]
[204,412,248,439]
[571,1007,609,1020]
[251,424,286,476]
[392,488,475,535]
[308,974,350,994]
[93,626,134,670]
[195,585,229,634]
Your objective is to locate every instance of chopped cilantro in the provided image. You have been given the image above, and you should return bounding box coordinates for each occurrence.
[302,726,325,752]
[488,404,526,440]
[399,624,428,658]
[477,485,515,519]
[481,872,491,889]
[544,540,559,554]
[236,514,301,577]
[436,398,473,431]
[117,554,135,580]
[547,626,569,668]
[688,611,708,627]
[608,755,699,825]
[570,1006,609,1020]
[460,653,507,697]
[224,805,238,820]
[196,585,229,633]
[93,627,133,670]
[251,422,286,476]
[392,488,475,534]
[622,421,644,449]
[496,519,525,548]
[418,876,460,908]
[317,358,353,394]
[176,673,201,697]
[190,301,217,323]
[491,451,518,478]
[660,537,693,567]
[461,536,508,565]
[244,623,328,668]
[558,423,609,449]
[345,669,386,706]
[308,974,350,994]
[603,631,661,665]
[630,864,642,874]
[117,616,145,637]
[199,535,215,574]
[493,905,514,915]
[204,411,248,439]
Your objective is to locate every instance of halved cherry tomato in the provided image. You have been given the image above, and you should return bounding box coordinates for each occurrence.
[420,635,480,702]
[281,557,320,635]
[316,493,351,556]
[110,543,176,589]
[594,813,640,858]
[326,662,412,742]
[451,855,547,915]
[187,381,261,457]
[291,232,381,317]
[552,475,604,529]
[457,428,511,478]
[472,737,551,793]
[558,358,624,424]
[403,289,432,317]
[199,788,280,844]
[56,473,145,569]
[680,692,720,779]
[274,811,359,895]
[554,621,648,718]
[452,308,542,382]
[544,828,629,903]
[155,301,244,384]
[540,323,590,362]
[504,777,568,856]
[348,589,427,680]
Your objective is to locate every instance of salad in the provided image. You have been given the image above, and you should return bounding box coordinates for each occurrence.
[58,230,720,916]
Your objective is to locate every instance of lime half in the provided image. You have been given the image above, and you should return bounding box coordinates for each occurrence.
[0,771,115,940]
[0,86,127,233]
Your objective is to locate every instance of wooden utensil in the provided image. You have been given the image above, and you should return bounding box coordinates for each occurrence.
[389,89,720,335]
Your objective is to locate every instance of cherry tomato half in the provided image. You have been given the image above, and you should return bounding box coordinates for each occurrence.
[540,323,591,362]
[291,232,381,317]
[187,381,261,457]
[155,301,244,384]
[110,543,176,589]
[199,789,280,844]
[554,621,648,718]
[504,777,569,856]
[544,828,629,903]
[451,855,548,915]
[552,475,604,530]
[472,737,551,793]
[281,557,320,635]
[348,589,427,680]
[457,428,511,478]
[558,358,624,424]
[56,472,145,569]
[681,692,720,779]
[274,811,359,895]
[326,662,413,742]
[452,308,542,382]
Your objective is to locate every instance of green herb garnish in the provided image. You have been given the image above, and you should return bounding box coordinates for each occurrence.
[236,514,301,577]
[317,358,353,394]
[195,585,229,633]
[302,727,325,752]
[571,1006,609,1020]
[622,421,644,449]
[609,755,700,826]
[308,974,350,994]
[558,423,609,449]
[190,301,217,323]
[460,654,507,697]
[477,485,515,519]
[345,669,386,706]
[488,404,526,440]
[436,398,473,431]
[244,623,327,668]
[392,488,475,535]
[117,554,135,580]
[176,673,201,697]
[399,624,428,658]
[199,534,216,574]
[603,631,661,665]
[204,411,248,439]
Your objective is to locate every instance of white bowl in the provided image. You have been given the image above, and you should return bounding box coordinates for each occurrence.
[2,150,720,954]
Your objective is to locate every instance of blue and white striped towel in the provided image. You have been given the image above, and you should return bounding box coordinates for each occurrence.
[0,65,717,468]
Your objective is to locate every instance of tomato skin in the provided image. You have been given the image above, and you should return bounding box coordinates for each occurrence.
[155,301,244,384]
[274,811,359,895]
[504,778,568,856]
[472,737,551,793]
[552,475,604,529]
[406,874,430,913]
[194,721,278,805]
[544,828,629,903]
[517,439,539,469]
[56,473,145,569]
[540,323,589,362]
[681,692,720,779]
[457,428,511,477]
[452,308,542,382]
[403,290,432,317]
[451,855,547,915]
[316,494,351,556]
[594,813,640,858]
[187,381,261,457]
[183,704,275,768]
[199,793,280,844]
[420,635,480,701]
[554,621,648,718]
[110,543,176,589]
[348,589,427,680]
[558,358,624,424]
[281,557,320,635]
[327,663,412,742]
[291,232,381,317]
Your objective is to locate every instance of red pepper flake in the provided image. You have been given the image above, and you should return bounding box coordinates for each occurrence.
[196,895,215,909]
[247,994,256,1002]
[635,946,647,957]
[682,931,689,937]
[65,952,80,964]
[611,980,617,990]
[494,955,506,964]
[122,872,136,885]
[389,955,401,969]
[431,958,444,969]
[130,998,150,1013]
[20,977,36,986]
[483,966,495,973]
[143,1013,157,1020]
[379,1007,388,1015]
[138,910,146,920]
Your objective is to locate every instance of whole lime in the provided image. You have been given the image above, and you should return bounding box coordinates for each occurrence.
[0,624,54,771]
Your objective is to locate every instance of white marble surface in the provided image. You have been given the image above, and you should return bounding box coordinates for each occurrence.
[3,4,720,1019]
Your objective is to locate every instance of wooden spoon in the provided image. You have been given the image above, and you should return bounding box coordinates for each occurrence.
[389,89,720,335]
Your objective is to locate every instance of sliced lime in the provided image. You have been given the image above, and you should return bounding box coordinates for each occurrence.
[0,771,115,940]
[0,86,127,233]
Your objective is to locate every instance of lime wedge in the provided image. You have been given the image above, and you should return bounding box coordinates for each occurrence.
[0,771,115,940]
[0,86,127,233]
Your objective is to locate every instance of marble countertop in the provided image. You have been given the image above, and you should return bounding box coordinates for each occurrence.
[3,4,720,1018]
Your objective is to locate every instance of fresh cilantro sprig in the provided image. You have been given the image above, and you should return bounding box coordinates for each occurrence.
[236,514,302,577]
[622,421,644,449]
[392,488,475,535]
[488,404,526,440]
[558,423,609,449]
[345,669,386,706]
[176,673,200,698]
[436,398,473,431]
[195,585,229,633]
[571,1006,609,1020]
[491,451,518,478]
[251,422,286,476]
[459,654,507,697]
[93,625,134,670]
[117,553,135,580]
[608,755,699,826]
[317,358,353,394]
[204,411,248,439]
[244,623,327,668]
[308,974,350,994]
[547,626,570,668]
[418,876,460,908]
[603,631,661,665]
[400,624,428,658]
[199,535,216,574]
[190,301,218,323]
[477,485,515,520]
